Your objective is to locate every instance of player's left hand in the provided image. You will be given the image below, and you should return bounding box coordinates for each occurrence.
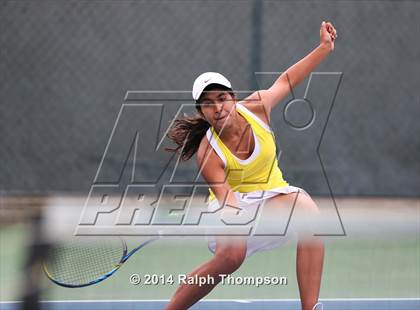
[320,21,338,51]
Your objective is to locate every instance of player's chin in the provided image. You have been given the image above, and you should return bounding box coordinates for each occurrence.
[213,115,229,127]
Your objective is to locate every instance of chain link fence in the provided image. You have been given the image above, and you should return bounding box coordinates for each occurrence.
[1,0,419,196]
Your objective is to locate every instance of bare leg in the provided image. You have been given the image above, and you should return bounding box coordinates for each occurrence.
[264,191,324,310]
[165,238,247,310]
[296,237,324,310]
[293,192,325,310]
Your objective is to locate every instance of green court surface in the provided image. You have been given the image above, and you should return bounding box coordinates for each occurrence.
[1,223,419,302]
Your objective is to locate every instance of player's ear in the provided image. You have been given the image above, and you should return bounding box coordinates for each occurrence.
[230,91,237,102]
[195,104,205,118]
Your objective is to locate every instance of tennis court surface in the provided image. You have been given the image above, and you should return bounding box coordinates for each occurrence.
[1,197,418,310]
[1,299,420,310]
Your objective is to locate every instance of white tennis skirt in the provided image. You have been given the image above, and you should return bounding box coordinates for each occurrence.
[206,185,310,258]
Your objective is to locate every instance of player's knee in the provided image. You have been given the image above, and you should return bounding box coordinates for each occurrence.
[214,247,246,273]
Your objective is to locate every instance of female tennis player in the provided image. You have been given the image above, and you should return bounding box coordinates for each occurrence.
[165,21,337,310]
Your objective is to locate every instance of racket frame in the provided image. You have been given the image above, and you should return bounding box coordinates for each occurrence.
[43,236,159,288]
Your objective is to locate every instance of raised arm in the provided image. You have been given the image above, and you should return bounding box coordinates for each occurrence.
[259,21,338,114]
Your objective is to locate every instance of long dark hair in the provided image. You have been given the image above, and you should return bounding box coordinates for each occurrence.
[165,84,233,161]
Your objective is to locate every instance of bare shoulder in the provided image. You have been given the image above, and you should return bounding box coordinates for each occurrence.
[196,134,224,171]
[196,134,229,191]
[238,90,271,124]
[196,134,211,164]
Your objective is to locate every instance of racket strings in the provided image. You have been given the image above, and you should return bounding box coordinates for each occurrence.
[44,238,124,286]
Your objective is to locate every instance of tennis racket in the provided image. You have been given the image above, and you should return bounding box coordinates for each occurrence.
[43,235,160,288]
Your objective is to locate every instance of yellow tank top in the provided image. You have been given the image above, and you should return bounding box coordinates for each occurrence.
[206,102,289,202]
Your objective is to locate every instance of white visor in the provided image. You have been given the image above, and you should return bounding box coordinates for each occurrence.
[192,72,232,101]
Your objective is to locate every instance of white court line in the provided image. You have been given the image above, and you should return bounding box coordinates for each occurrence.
[1,298,420,304]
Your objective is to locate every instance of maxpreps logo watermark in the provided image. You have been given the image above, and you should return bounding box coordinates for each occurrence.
[75,72,345,237]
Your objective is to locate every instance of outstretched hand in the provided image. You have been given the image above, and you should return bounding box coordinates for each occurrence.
[320,21,338,51]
